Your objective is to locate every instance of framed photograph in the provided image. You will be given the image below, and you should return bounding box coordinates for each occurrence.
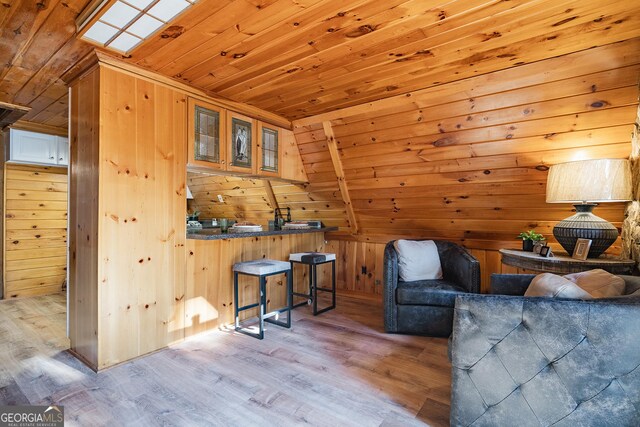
[572,238,592,260]
[539,245,552,257]
[533,241,546,254]
[230,117,252,169]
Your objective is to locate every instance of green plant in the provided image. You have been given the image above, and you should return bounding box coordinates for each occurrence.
[517,230,544,241]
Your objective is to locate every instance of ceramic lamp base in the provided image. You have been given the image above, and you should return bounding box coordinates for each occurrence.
[553,204,618,258]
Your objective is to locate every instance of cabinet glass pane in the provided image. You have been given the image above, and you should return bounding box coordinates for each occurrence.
[194,106,220,163]
[231,118,252,168]
[261,127,278,172]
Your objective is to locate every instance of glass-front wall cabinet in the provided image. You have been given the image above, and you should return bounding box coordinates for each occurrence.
[188,98,226,170]
[259,123,279,177]
[227,111,257,173]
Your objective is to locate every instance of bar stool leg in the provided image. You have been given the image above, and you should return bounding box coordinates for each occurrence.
[312,264,318,315]
[234,271,239,330]
[286,270,292,328]
[258,275,266,340]
[313,260,336,315]
[308,262,313,306]
[331,260,336,311]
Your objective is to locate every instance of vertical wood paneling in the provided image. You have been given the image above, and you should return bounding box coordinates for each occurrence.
[3,164,67,298]
[69,63,187,370]
[69,67,100,368]
[97,66,186,368]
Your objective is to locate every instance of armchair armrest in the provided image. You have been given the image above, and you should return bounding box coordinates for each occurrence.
[490,273,536,295]
[436,241,480,294]
[621,275,640,296]
[383,241,399,332]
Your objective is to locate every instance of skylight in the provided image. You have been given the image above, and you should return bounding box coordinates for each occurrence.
[76,0,196,54]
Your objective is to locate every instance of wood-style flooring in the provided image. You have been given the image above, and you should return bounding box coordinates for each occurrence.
[0,293,451,426]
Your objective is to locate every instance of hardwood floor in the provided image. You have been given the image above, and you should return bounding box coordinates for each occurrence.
[0,293,451,426]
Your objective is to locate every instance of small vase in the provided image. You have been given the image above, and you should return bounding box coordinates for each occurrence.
[522,240,534,252]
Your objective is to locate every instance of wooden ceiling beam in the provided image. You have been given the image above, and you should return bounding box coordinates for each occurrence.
[0,101,30,129]
[322,121,358,235]
[262,180,280,213]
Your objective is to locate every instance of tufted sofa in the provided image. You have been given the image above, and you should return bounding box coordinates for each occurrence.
[384,240,480,337]
[449,274,640,426]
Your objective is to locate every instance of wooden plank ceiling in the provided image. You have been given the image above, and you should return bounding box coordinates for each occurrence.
[1,0,639,128]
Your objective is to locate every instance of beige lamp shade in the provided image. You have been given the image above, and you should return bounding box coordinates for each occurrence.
[546,158,632,203]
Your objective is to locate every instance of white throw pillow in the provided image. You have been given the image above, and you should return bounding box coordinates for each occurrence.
[394,239,443,282]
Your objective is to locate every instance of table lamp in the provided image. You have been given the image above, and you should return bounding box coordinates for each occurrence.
[546,158,632,258]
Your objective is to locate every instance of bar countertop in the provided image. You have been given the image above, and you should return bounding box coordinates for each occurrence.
[186,226,338,240]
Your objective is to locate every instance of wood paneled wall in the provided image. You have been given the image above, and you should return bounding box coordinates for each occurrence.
[187,174,273,224]
[187,172,349,230]
[69,64,187,370]
[3,164,67,298]
[294,39,640,296]
[68,66,100,367]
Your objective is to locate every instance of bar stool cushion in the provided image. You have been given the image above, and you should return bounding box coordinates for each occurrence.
[233,259,291,275]
[290,252,336,264]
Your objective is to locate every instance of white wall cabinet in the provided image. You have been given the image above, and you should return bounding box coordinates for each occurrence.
[56,136,69,166]
[8,129,68,166]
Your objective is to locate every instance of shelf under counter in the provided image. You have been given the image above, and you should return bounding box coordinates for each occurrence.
[186,226,338,240]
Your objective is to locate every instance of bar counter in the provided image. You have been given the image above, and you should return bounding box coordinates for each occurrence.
[186,226,338,240]
[184,226,335,339]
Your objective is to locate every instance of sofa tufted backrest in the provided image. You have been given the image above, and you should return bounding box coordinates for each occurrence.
[450,294,640,426]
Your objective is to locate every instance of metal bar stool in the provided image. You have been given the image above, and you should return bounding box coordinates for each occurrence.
[233,259,292,340]
[289,252,336,315]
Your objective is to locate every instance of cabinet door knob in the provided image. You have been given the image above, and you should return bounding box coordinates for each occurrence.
[49,156,54,159]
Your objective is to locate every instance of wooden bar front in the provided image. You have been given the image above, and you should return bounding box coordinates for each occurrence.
[185,232,326,338]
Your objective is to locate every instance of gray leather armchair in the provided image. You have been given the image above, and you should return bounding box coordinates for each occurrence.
[384,240,480,337]
[449,274,640,426]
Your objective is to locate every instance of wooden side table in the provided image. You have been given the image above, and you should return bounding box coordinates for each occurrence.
[499,249,635,275]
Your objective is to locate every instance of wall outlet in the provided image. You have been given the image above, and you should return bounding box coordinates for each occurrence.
[217,194,224,203]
